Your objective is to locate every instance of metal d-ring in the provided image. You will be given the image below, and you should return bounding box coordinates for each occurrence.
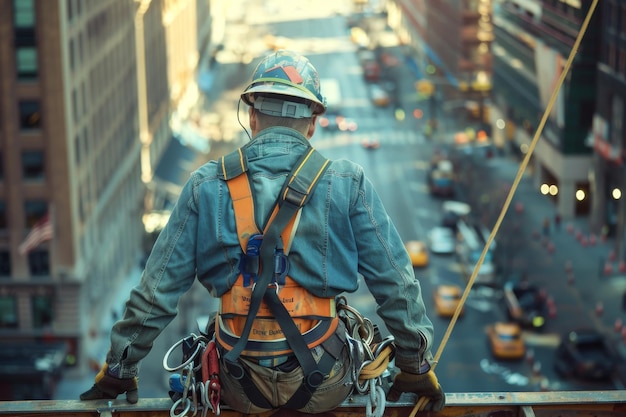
[374,336,395,357]
[163,334,204,372]
[170,397,191,417]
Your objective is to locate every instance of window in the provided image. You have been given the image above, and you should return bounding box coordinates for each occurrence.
[28,250,50,276]
[67,0,73,21]
[0,200,6,230]
[0,296,18,328]
[0,251,10,276]
[18,101,41,130]
[13,0,37,76]
[69,38,75,72]
[72,89,78,123]
[13,0,35,28]
[24,200,47,227]
[611,95,623,146]
[16,46,38,80]
[21,150,45,180]
[32,295,53,328]
[74,134,81,165]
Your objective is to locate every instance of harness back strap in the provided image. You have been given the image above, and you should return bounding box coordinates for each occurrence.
[218,146,335,409]
[219,147,330,364]
[221,154,296,257]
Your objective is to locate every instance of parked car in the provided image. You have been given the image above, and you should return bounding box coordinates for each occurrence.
[318,112,341,130]
[319,114,358,132]
[361,60,380,82]
[361,138,380,149]
[440,200,471,232]
[441,211,460,231]
[503,280,547,329]
[554,329,621,381]
[433,284,464,318]
[370,83,390,106]
[404,240,429,267]
[428,226,457,255]
[486,322,525,360]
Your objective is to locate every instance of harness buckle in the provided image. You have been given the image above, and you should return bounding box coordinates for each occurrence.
[240,234,263,286]
[273,248,289,285]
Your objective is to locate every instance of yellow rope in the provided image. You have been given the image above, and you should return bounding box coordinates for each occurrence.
[358,345,394,381]
[409,1,599,415]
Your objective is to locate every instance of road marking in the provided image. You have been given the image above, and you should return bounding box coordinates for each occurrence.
[522,332,561,347]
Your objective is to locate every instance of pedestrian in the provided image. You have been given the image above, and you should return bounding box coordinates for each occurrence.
[554,212,561,231]
[542,217,550,236]
[80,50,444,413]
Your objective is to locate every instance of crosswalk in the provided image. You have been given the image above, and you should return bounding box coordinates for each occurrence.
[312,128,427,150]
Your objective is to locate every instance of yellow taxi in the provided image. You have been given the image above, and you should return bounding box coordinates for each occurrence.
[405,240,429,267]
[433,285,464,318]
[486,322,525,360]
[370,83,391,107]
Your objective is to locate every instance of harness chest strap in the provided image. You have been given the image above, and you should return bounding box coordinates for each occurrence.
[217,147,336,353]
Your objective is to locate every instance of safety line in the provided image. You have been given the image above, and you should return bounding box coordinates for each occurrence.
[410,1,599,415]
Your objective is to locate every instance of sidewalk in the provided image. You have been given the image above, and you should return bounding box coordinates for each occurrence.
[480,151,626,367]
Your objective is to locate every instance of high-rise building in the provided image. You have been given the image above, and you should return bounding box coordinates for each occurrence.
[492,0,601,219]
[387,0,494,127]
[588,0,626,249]
[0,0,211,390]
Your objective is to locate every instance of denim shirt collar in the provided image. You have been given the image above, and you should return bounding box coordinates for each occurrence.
[245,126,311,158]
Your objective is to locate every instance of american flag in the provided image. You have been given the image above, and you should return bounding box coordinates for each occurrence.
[19,213,54,255]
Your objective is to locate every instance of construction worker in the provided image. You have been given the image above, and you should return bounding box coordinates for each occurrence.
[80,50,444,413]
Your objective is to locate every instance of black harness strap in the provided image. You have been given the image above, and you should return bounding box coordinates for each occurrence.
[218,146,335,409]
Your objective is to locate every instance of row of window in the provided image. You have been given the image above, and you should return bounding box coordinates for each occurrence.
[0,201,47,231]
[0,150,45,183]
[0,250,49,278]
[13,0,37,81]
[0,291,52,329]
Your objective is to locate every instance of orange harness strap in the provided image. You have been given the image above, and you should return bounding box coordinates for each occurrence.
[226,172,296,254]
[216,148,337,358]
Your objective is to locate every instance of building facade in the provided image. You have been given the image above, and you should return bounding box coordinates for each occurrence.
[387,0,494,132]
[589,0,626,251]
[0,0,211,396]
[492,0,601,219]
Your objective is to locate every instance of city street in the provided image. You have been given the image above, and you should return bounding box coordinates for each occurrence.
[55,0,625,401]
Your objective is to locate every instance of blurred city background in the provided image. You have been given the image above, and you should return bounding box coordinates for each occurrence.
[0,0,625,403]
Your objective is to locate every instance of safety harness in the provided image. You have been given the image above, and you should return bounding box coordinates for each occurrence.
[214,145,346,409]
[163,144,396,417]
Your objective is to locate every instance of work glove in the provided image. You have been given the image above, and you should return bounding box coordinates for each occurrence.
[80,363,138,403]
[387,369,445,412]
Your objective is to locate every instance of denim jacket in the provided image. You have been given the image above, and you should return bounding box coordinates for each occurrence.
[107,126,434,378]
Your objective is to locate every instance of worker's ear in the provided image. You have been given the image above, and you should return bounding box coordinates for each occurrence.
[306,116,317,138]
[249,108,258,135]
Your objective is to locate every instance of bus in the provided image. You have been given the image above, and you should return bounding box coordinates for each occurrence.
[456,219,497,285]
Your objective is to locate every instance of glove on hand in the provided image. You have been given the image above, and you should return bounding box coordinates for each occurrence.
[80,364,138,403]
[387,369,445,411]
